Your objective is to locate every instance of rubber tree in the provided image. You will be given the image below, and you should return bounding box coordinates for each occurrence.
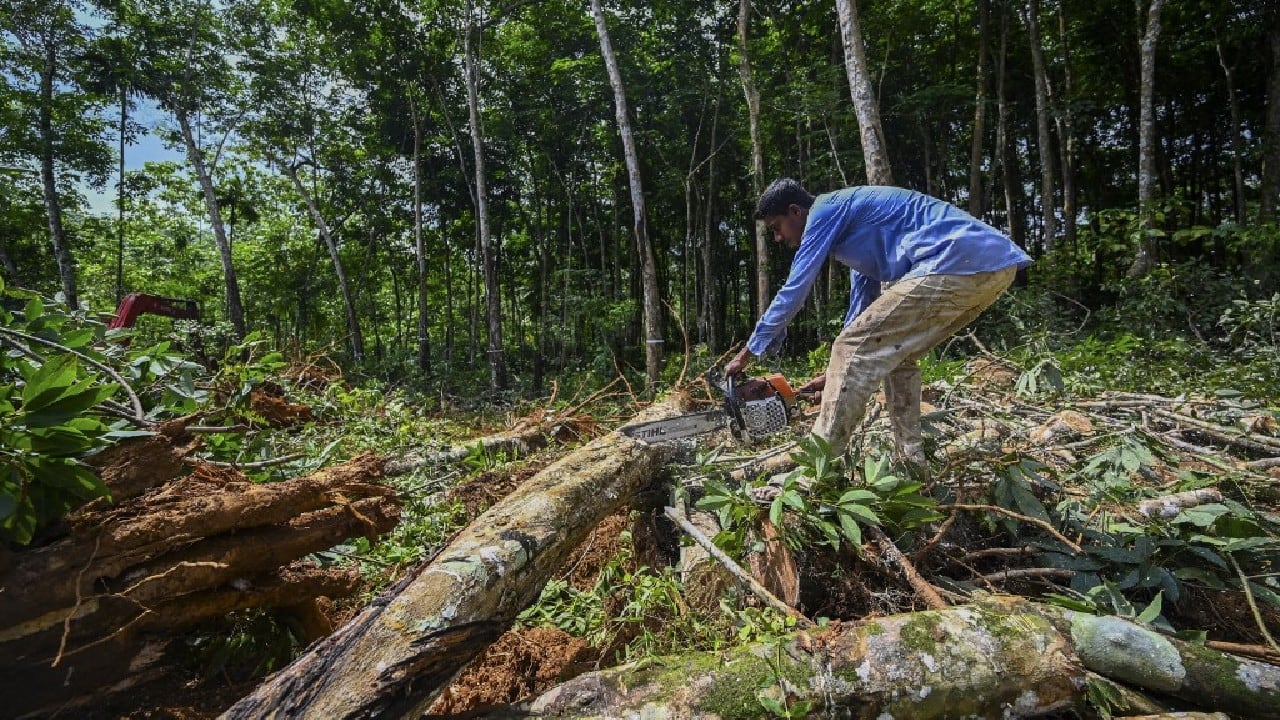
[1262,7,1280,223]
[737,0,770,320]
[590,0,663,389]
[1128,0,1166,277]
[128,0,252,337]
[834,0,893,185]
[1,0,112,310]
[1023,0,1058,252]
[243,9,367,363]
[462,0,507,391]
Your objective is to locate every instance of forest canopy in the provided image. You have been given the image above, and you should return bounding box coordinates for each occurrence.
[1,0,1278,394]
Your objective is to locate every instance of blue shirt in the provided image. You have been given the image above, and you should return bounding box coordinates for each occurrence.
[746,186,1033,355]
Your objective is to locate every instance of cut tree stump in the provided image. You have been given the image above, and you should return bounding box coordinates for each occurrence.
[221,396,692,720]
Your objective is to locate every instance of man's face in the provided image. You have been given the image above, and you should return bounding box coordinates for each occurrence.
[764,204,806,249]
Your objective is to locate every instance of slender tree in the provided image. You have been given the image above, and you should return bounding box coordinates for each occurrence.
[590,0,663,388]
[737,0,770,320]
[0,0,110,309]
[969,0,991,217]
[1128,0,1165,277]
[1023,0,1057,252]
[834,0,893,185]
[463,0,506,391]
[1262,10,1280,223]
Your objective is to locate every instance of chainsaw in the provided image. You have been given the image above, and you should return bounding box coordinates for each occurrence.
[622,369,803,444]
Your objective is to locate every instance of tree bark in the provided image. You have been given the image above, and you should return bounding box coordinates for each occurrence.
[284,162,364,363]
[591,0,663,389]
[1217,43,1245,225]
[177,107,246,338]
[968,0,990,217]
[524,598,1280,719]
[737,0,770,319]
[835,0,894,185]
[1128,0,1166,277]
[411,92,431,374]
[220,397,691,719]
[3,564,361,719]
[463,0,506,391]
[1024,0,1058,252]
[38,29,77,310]
[1,454,392,629]
[1260,12,1280,223]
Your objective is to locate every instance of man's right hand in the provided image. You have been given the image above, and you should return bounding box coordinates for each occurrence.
[724,348,752,377]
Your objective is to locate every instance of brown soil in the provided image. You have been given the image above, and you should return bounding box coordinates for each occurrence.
[426,627,598,715]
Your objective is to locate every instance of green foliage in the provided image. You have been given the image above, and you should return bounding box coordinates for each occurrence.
[518,527,724,660]
[186,609,301,680]
[697,436,942,557]
[0,288,117,544]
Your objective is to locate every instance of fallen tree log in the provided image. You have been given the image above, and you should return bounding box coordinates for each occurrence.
[4,562,361,719]
[1,448,400,718]
[221,396,692,720]
[519,597,1280,719]
[1,453,391,627]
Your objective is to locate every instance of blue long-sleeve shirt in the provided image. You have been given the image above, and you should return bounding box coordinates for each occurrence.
[746,186,1033,355]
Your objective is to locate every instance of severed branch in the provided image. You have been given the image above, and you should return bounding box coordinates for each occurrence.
[867,525,948,610]
[941,503,1083,554]
[663,506,813,627]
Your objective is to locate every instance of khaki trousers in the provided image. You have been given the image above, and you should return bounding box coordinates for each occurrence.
[812,267,1017,464]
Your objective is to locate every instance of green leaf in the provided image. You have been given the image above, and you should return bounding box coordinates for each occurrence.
[839,503,880,527]
[21,354,79,410]
[22,382,118,428]
[837,489,878,505]
[1172,503,1230,528]
[769,496,784,526]
[838,513,863,546]
[1136,592,1163,623]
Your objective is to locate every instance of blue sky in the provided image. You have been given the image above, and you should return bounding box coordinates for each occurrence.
[83,97,185,215]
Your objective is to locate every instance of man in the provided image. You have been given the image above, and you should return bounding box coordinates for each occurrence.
[725,179,1032,475]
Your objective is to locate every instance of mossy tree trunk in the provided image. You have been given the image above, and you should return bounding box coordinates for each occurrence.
[221,398,691,720]
[522,598,1280,719]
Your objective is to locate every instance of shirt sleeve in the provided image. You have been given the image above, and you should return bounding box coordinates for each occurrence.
[745,209,838,356]
[842,270,880,328]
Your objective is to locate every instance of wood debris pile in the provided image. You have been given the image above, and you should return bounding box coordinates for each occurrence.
[0,419,400,718]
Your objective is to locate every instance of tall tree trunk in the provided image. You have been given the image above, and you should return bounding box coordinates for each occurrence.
[176,107,245,338]
[1217,43,1245,224]
[116,83,127,305]
[737,0,769,319]
[463,1,506,390]
[410,93,430,374]
[995,3,1028,249]
[968,0,990,216]
[1128,0,1165,277]
[1055,3,1078,248]
[591,0,663,389]
[835,0,894,185]
[38,32,77,310]
[1024,0,1057,252]
[284,163,364,363]
[1259,13,1280,223]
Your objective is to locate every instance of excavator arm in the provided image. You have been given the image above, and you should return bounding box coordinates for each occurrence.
[108,293,200,331]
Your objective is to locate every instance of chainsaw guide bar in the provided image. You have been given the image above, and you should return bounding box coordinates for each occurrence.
[621,370,800,445]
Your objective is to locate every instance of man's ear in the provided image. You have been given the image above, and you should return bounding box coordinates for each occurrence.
[788,203,805,217]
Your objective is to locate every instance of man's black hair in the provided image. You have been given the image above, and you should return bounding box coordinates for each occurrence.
[755,177,815,219]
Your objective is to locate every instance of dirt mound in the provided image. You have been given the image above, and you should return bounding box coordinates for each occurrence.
[427,627,597,715]
[250,382,315,427]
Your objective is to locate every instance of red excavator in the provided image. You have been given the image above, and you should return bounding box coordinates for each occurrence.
[108,293,201,332]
